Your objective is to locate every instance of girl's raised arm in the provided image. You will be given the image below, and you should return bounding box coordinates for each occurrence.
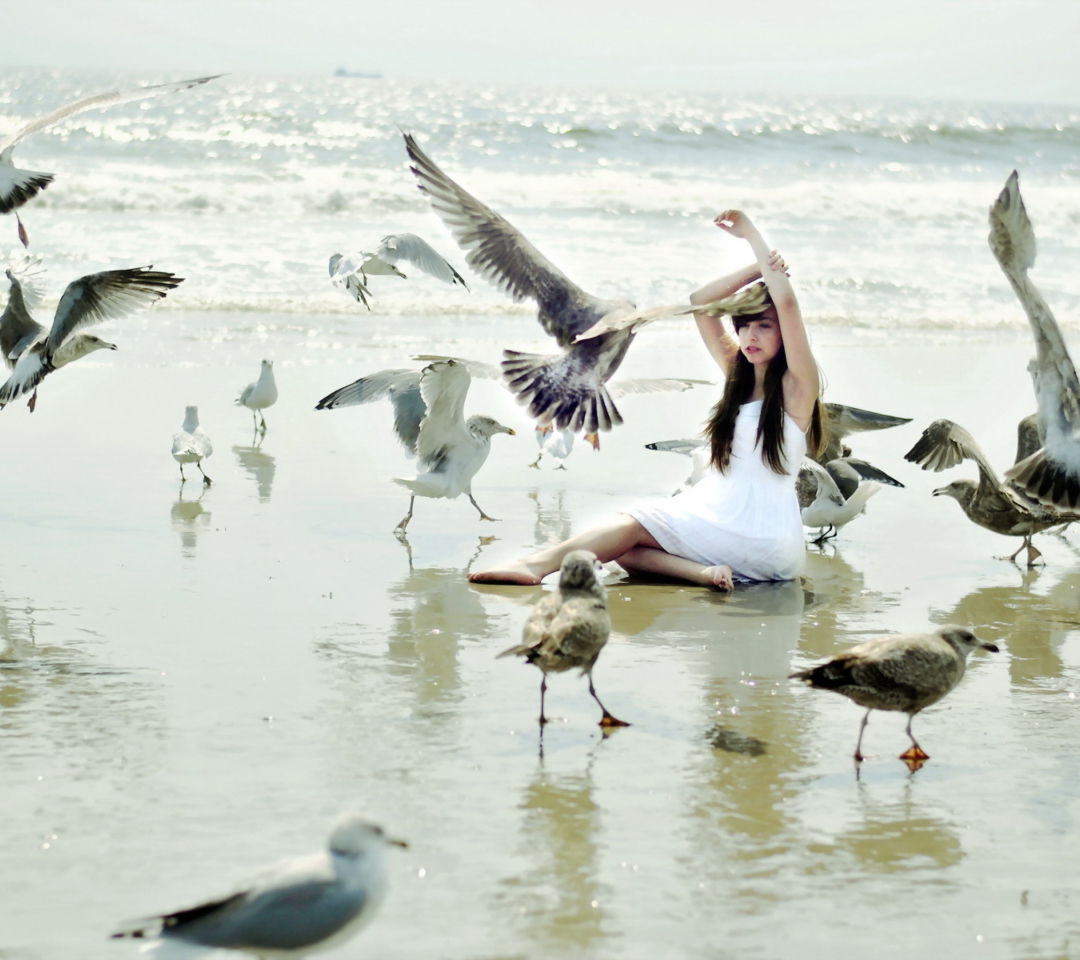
[690,262,760,376]
[715,210,819,422]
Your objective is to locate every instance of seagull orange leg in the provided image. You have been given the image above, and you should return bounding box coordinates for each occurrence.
[898,716,930,761]
[588,676,629,728]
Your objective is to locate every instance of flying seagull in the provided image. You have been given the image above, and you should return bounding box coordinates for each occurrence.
[172,406,213,486]
[403,133,696,448]
[328,233,468,309]
[498,549,629,729]
[790,625,998,765]
[111,813,405,959]
[315,358,514,532]
[904,417,1076,566]
[0,265,182,410]
[237,359,278,433]
[1,75,222,246]
[989,171,1080,511]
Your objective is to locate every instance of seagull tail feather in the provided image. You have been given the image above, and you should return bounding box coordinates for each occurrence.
[1005,449,1080,511]
[0,168,55,215]
[501,350,623,434]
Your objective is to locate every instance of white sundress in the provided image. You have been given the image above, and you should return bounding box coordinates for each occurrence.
[625,399,806,582]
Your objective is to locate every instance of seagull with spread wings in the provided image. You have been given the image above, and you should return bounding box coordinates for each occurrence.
[989,171,1080,512]
[0,266,183,411]
[329,233,468,309]
[1,75,221,246]
[315,358,515,533]
[904,417,1075,566]
[403,133,696,448]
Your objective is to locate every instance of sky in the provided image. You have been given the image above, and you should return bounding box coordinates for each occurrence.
[1,0,1079,105]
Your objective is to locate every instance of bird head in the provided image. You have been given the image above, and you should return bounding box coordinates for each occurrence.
[83,335,118,354]
[936,625,999,656]
[932,479,976,506]
[558,550,605,594]
[328,813,408,858]
[467,415,515,439]
[262,359,274,369]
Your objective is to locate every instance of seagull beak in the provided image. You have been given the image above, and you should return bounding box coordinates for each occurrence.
[106,342,119,351]
[506,427,516,436]
[931,486,946,496]
[981,642,1000,653]
[585,433,600,450]
[389,837,409,848]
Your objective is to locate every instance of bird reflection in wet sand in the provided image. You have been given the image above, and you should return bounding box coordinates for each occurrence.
[233,438,276,502]
[499,550,629,730]
[529,488,573,549]
[791,626,998,768]
[504,763,606,951]
[171,485,211,558]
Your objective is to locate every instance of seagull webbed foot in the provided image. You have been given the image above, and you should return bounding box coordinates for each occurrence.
[599,712,631,728]
[899,745,930,762]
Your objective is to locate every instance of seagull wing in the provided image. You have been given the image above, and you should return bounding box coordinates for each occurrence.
[314,368,425,455]
[823,402,912,437]
[404,133,617,345]
[46,267,182,354]
[1015,412,1041,464]
[644,438,707,457]
[799,457,843,508]
[415,359,472,467]
[375,234,469,288]
[832,457,904,488]
[412,354,501,381]
[573,302,699,342]
[0,75,222,155]
[609,377,712,398]
[1,265,46,364]
[904,419,1001,490]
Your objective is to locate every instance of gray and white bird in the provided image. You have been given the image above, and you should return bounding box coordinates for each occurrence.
[111,813,405,960]
[404,133,696,448]
[315,358,515,532]
[0,265,182,410]
[817,402,912,464]
[328,234,468,309]
[1,75,221,247]
[796,456,903,543]
[172,406,213,486]
[236,360,278,433]
[790,625,998,764]
[643,437,712,494]
[989,171,1080,511]
[904,417,1074,567]
[498,549,628,728]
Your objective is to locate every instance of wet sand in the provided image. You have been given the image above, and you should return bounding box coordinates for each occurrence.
[2,311,1079,959]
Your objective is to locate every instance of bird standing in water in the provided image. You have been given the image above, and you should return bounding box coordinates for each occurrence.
[499,550,629,729]
[172,406,213,486]
[790,625,998,766]
[237,359,278,433]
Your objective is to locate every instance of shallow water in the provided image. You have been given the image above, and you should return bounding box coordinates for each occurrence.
[1,311,1079,960]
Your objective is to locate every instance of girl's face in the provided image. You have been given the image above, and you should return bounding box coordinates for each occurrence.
[737,315,782,365]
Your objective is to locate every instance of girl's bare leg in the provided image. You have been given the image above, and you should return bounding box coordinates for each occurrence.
[469,515,660,584]
[616,547,734,590]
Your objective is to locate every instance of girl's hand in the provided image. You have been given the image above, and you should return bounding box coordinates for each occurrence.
[767,249,790,276]
[714,209,755,239]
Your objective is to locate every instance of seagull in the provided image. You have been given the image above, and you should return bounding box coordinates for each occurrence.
[328,234,468,309]
[236,360,278,433]
[403,133,696,447]
[989,171,1080,511]
[643,437,712,494]
[0,266,181,410]
[1,75,221,247]
[414,353,710,455]
[818,402,912,464]
[790,625,998,765]
[797,456,903,543]
[172,406,213,486]
[111,813,405,959]
[904,418,1075,566]
[498,549,629,728]
[0,257,49,409]
[315,358,515,532]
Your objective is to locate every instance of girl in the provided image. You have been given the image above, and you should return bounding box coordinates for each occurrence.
[469,209,821,589]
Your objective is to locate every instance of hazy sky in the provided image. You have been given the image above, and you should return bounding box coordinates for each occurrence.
[2,0,1079,104]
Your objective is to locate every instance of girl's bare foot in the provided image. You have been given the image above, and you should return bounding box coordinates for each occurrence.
[701,564,734,591]
[468,560,547,585]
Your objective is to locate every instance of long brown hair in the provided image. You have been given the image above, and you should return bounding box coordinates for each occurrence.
[707,311,823,475]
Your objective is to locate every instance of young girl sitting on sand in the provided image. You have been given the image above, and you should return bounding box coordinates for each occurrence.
[469,209,822,590]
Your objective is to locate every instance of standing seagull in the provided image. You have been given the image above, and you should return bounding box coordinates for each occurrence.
[404,133,696,448]
[315,358,514,532]
[111,813,405,959]
[237,360,278,433]
[329,234,468,309]
[1,75,221,246]
[0,266,181,410]
[172,406,213,486]
[498,550,629,729]
[905,418,1075,566]
[796,457,901,543]
[790,625,998,764]
[989,171,1080,510]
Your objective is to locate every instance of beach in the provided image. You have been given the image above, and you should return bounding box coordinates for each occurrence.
[2,68,1080,959]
